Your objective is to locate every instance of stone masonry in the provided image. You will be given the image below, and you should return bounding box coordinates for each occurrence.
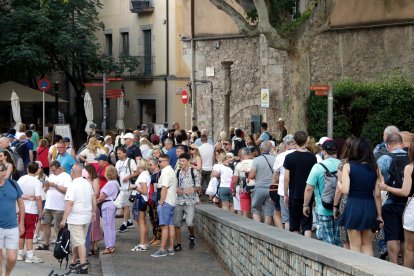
[195,204,413,276]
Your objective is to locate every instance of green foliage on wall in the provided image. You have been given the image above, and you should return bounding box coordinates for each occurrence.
[307,70,414,144]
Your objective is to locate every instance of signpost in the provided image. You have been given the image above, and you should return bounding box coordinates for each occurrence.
[181,90,189,130]
[261,88,269,123]
[310,84,333,137]
[38,79,51,138]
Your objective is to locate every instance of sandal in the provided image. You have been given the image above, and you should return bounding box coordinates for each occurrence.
[100,247,115,254]
[89,249,95,256]
[36,244,50,250]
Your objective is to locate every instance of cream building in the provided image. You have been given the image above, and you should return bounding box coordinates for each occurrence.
[87,0,191,132]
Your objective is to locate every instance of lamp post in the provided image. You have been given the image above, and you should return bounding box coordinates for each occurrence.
[54,81,60,124]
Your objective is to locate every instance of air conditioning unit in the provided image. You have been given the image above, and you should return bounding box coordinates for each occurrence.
[130,0,153,13]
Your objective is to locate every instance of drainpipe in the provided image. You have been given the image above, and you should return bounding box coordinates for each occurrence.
[221,61,233,135]
[190,0,197,127]
[164,0,169,122]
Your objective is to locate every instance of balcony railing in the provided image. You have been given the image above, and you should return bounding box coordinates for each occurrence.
[122,55,153,79]
[130,0,154,14]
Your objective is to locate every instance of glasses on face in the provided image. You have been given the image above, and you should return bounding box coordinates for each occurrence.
[158,159,167,164]
[223,143,229,146]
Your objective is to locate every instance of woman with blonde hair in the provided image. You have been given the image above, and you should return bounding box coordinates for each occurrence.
[139,138,153,160]
[97,165,120,254]
[212,152,234,212]
[79,137,107,170]
[130,159,151,252]
[189,144,202,171]
[151,146,163,159]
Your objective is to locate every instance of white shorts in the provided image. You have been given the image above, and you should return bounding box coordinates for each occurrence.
[119,190,132,207]
[403,197,414,232]
[0,227,19,250]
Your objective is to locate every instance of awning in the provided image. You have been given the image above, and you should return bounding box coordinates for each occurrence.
[0,81,68,102]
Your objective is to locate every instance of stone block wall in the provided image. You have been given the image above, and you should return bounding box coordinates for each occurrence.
[195,205,413,276]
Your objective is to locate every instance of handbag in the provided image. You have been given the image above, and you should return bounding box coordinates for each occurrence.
[206,177,219,196]
[129,190,137,203]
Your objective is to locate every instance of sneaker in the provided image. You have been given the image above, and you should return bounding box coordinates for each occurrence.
[118,224,128,232]
[379,250,388,260]
[17,253,25,261]
[33,236,38,244]
[126,221,134,229]
[166,248,175,256]
[25,255,44,263]
[173,244,182,252]
[131,244,146,252]
[78,263,88,274]
[151,249,167,258]
[189,237,196,249]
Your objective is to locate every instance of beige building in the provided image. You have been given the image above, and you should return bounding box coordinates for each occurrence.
[87,0,191,132]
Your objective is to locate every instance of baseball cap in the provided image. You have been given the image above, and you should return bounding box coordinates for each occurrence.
[6,134,15,139]
[277,118,284,122]
[63,137,70,142]
[322,140,338,151]
[317,137,330,146]
[94,154,109,162]
[123,133,134,139]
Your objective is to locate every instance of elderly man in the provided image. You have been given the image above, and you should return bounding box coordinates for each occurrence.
[56,142,76,174]
[248,141,276,225]
[374,125,399,160]
[0,163,25,276]
[61,164,96,274]
[123,133,142,164]
[37,161,71,251]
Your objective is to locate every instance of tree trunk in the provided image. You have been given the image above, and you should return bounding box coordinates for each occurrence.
[73,92,86,147]
[286,50,310,134]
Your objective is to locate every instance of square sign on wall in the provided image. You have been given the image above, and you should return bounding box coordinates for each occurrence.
[206,67,215,77]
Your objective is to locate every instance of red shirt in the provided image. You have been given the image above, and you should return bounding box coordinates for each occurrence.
[97,164,109,190]
[36,146,50,168]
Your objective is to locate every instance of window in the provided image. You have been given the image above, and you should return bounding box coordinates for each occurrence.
[105,34,113,56]
[120,32,129,55]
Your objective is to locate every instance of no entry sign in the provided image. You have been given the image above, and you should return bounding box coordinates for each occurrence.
[181,90,189,104]
[38,79,51,91]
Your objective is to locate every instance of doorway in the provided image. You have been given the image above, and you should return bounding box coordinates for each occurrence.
[138,99,156,125]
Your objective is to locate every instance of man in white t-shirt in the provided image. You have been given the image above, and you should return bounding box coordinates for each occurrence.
[37,160,71,251]
[198,134,214,196]
[116,147,139,232]
[60,164,95,274]
[151,154,178,258]
[17,162,43,263]
[272,134,296,230]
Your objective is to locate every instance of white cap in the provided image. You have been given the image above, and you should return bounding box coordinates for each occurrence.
[123,133,134,139]
[317,137,329,146]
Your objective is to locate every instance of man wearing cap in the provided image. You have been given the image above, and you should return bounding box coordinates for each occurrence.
[56,142,76,175]
[274,118,287,146]
[303,139,340,245]
[63,137,76,160]
[123,133,142,165]
[96,154,110,190]
[272,134,297,230]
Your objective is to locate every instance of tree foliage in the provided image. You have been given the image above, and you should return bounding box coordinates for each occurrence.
[307,70,414,144]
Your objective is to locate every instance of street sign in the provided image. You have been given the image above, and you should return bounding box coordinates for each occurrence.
[38,79,50,91]
[261,88,269,108]
[181,90,189,104]
[84,83,103,87]
[310,85,330,91]
[106,77,124,81]
[106,89,122,93]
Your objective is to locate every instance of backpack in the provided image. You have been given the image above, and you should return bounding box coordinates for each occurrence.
[318,163,338,210]
[386,152,410,203]
[176,168,196,188]
[10,145,24,174]
[264,131,277,144]
[53,225,71,269]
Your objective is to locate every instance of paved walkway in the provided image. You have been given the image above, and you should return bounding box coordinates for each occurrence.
[100,217,230,276]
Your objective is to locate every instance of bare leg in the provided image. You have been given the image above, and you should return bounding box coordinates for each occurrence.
[404,230,414,268]
[78,245,87,265]
[71,247,79,264]
[138,211,148,245]
[124,206,130,222]
[160,225,168,251]
[273,210,283,228]
[347,229,362,253]
[168,225,175,250]
[175,227,181,244]
[361,230,374,256]
[388,240,401,264]
[43,224,51,245]
[304,230,312,238]
[264,216,274,226]
[221,201,230,211]
[5,249,17,276]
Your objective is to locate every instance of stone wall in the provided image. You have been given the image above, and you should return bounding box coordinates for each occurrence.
[190,24,414,135]
[195,205,412,276]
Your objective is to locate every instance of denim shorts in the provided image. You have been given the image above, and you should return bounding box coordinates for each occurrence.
[279,196,290,223]
[219,187,233,202]
[158,203,175,226]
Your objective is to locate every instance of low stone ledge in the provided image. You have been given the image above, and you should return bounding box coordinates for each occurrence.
[195,204,413,276]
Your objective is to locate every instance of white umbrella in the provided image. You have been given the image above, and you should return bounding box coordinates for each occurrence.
[116,95,125,130]
[11,90,22,130]
[84,91,94,134]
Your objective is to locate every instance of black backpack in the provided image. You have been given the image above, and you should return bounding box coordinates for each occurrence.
[54,225,71,269]
[264,131,277,144]
[176,168,196,187]
[386,152,410,203]
[15,141,28,159]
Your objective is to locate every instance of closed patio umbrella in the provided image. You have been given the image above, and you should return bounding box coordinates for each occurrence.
[11,90,22,129]
[84,91,94,134]
[116,96,125,131]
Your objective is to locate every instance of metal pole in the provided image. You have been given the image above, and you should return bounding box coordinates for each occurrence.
[102,73,107,135]
[54,82,59,124]
[42,91,45,138]
[221,61,233,136]
[185,104,188,131]
[327,84,333,138]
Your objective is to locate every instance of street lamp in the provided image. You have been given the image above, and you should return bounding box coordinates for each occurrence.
[54,81,60,124]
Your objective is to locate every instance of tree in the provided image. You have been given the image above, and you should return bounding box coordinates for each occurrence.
[0,0,137,142]
[208,0,335,132]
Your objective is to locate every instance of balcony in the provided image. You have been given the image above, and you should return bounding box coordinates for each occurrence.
[122,56,153,79]
[130,0,154,14]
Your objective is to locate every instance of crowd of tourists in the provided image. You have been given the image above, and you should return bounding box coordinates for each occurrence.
[0,120,413,275]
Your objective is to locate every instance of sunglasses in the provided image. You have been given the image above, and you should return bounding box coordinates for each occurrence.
[223,143,230,146]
